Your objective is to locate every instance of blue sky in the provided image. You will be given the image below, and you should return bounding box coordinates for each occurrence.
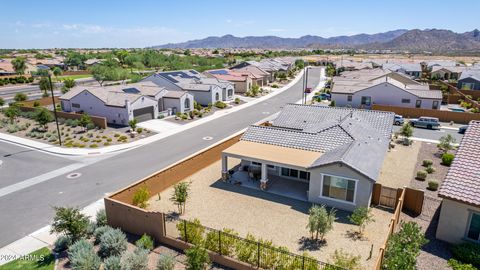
[1,0,479,49]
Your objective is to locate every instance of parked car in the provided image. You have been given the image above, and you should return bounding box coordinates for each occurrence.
[394,115,404,125]
[313,93,331,101]
[458,125,468,134]
[409,117,440,129]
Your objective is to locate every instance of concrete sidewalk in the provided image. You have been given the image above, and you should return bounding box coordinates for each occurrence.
[0,69,308,157]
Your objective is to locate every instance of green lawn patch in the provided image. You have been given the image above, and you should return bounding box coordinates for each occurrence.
[0,247,55,270]
[53,74,92,82]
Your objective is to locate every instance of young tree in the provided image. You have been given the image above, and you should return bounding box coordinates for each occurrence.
[34,107,54,130]
[39,77,51,96]
[14,92,28,102]
[128,118,138,130]
[399,123,413,145]
[349,207,375,235]
[63,78,76,89]
[306,204,336,241]
[185,245,210,270]
[51,206,90,241]
[12,57,26,74]
[4,106,20,124]
[52,66,62,78]
[438,134,456,153]
[170,182,190,214]
[79,113,93,131]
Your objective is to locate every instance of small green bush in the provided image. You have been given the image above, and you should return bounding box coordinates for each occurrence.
[156,254,175,270]
[98,227,128,258]
[185,245,210,270]
[422,160,433,167]
[104,255,122,270]
[121,248,149,270]
[96,209,107,227]
[416,170,427,181]
[135,234,154,251]
[86,122,95,130]
[448,259,477,270]
[89,144,98,148]
[442,153,455,166]
[234,97,240,104]
[132,186,150,209]
[214,101,227,109]
[114,133,120,137]
[94,225,110,244]
[53,235,71,253]
[426,166,435,174]
[136,127,143,133]
[427,181,439,191]
[451,243,480,268]
[176,218,204,245]
[107,138,113,142]
[68,239,101,270]
[86,221,97,237]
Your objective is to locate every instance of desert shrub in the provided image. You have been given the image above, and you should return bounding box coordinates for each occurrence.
[422,160,433,167]
[349,207,374,234]
[89,144,98,148]
[204,228,238,256]
[416,170,427,181]
[99,227,127,258]
[156,254,175,270]
[383,222,428,269]
[324,249,363,270]
[68,239,101,270]
[114,133,120,137]
[135,234,154,251]
[185,245,210,270]
[448,259,477,270]
[53,235,71,253]
[271,84,279,88]
[214,101,227,109]
[51,206,89,242]
[94,225,110,244]
[107,138,112,142]
[33,101,40,107]
[426,166,435,174]
[86,122,95,130]
[121,248,149,270]
[234,97,240,104]
[104,255,122,270]
[132,185,150,208]
[104,142,111,146]
[177,218,204,245]
[442,153,455,166]
[451,243,480,268]
[95,209,107,227]
[136,127,143,133]
[180,113,188,120]
[86,221,97,237]
[6,124,19,133]
[427,181,439,191]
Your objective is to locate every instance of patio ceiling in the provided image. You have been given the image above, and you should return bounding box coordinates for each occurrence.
[222,140,322,169]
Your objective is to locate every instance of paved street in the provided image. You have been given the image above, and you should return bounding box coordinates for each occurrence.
[0,68,322,247]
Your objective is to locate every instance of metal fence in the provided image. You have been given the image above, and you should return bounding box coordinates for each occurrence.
[165,214,344,270]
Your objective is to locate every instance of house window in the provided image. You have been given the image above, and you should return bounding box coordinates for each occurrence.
[467,212,480,241]
[401,99,411,104]
[251,161,261,166]
[416,100,422,108]
[184,98,190,109]
[321,175,356,203]
[72,103,80,108]
[432,101,439,109]
[215,92,220,101]
[361,96,371,106]
[347,95,352,102]
[281,167,310,181]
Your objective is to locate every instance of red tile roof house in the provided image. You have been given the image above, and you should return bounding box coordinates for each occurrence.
[205,69,252,93]
[436,121,480,244]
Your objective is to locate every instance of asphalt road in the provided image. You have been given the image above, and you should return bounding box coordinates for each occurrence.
[0,68,323,247]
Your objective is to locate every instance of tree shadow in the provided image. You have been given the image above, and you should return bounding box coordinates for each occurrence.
[35,252,55,268]
[297,236,326,251]
[344,230,368,241]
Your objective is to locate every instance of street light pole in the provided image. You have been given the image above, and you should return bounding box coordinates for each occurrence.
[48,75,62,146]
[304,67,309,105]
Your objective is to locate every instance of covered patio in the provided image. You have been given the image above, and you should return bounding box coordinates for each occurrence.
[221,140,323,201]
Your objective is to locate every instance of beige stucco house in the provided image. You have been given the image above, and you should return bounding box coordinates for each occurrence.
[221,104,394,211]
[437,121,480,244]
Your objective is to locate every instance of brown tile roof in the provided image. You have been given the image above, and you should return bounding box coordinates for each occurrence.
[439,121,480,206]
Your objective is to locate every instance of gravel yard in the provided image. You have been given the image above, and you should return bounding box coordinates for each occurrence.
[377,141,422,188]
[148,160,393,269]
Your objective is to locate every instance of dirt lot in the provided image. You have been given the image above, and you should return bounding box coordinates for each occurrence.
[0,113,154,148]
[377,141,422,188]
[148,160,393,269]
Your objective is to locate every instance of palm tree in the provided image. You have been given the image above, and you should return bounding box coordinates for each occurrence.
[12,57,27,74]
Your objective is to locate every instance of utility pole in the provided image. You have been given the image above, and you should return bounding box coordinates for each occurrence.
[48,75,62,146]
[304,67,309,105]
[302,66,306,104]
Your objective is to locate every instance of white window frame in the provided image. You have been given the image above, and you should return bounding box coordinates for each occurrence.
[319,173,358,205]
[465,211,480,242]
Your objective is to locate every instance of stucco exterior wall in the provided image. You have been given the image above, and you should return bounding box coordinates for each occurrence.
[332,83,441,110]
[308,163,374,212]
[436,198,480,244]
[163,94,193,114]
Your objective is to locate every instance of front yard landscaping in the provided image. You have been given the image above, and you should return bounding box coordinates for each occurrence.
[0,108,155,148]
[146,159,393,270]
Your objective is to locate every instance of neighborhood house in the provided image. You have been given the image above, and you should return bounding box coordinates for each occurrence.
[457,69,480,90]
[221,104,394,211]
[437,121,480,244]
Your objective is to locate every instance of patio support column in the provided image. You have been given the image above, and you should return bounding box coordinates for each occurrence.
[221,154,229,181]
[260,163,268,190]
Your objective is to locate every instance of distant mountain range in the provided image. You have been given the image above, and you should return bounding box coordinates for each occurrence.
[152,29,480,53]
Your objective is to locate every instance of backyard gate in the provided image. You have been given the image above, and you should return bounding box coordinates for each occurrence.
[379,186,398,208]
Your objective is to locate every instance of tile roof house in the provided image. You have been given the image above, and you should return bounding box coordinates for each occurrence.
[229,63,270,86]
[0,59,15,75]
[457,69,480,90]
[437,121,480,244]
[331,69,442,110]
[383,63,422,79]
[143,69,234,106]
[205,69,252,93]
[222,104,394,211]
[60,82,193,125]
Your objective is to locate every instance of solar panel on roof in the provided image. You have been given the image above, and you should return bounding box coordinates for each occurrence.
[122,88,140,94]
[209,70,228,75]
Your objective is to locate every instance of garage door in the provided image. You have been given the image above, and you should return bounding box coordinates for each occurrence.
[133,106,154,122]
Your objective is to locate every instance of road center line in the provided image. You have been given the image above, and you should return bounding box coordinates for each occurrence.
[0,163,87,198]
